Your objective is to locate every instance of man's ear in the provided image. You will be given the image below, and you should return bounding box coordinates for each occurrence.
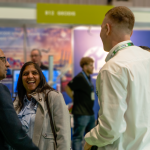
[106,23,111,36]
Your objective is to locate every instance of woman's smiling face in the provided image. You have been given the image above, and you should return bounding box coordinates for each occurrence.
[22,64,40,95]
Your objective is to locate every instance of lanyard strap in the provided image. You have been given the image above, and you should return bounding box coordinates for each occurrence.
[82,71,94,91]
[110,42,134,59]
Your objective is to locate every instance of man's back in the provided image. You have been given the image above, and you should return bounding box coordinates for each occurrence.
[96,46,150,150]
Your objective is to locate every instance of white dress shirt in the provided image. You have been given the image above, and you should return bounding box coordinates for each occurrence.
[85,40,150,150]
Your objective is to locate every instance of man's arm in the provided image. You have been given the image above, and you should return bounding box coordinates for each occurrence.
[0,84,39,150]
[84,69,128,148]
[65,85,73,101]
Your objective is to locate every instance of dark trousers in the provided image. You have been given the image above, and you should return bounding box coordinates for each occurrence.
[72,114,95,150]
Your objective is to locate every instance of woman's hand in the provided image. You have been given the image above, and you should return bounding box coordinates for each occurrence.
[84,142,92,150]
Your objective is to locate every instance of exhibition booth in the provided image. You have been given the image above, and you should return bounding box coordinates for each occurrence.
[0,3,150,120]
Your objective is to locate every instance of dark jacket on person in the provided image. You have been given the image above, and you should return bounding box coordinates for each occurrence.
[0,83,39,150]
[40,63,48,70]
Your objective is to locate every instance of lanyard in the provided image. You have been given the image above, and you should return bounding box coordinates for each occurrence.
[110,42,134,59]
[82,71,94,91]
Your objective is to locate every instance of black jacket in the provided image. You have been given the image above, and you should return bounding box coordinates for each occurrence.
[40,63,48,70]
[0,83,39,150]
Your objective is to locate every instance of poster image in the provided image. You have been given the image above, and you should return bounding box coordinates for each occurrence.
[0,27,73,101]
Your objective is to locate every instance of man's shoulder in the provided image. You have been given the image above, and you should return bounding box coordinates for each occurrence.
[0,83,9,92]
[40,64,48,70]
[100,56,128,76]
[68,72,83,85]
[74,72,84,80]
[76,72,83,77]
[0,83,11,104]
[100,46,147,75]
[0,83,4,87]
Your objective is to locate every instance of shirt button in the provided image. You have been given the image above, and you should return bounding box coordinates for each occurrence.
[44,133,47,137]
[39,98,42,102]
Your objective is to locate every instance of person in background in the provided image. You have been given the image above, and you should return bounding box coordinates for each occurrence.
[139,46,150,52]
[31,49,48,70]
[13,61,71,150]
[84,6,150,150]
[0,49,39,150]
[65,57,95,150]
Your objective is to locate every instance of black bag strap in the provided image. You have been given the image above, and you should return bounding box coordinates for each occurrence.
[45,90,57,147]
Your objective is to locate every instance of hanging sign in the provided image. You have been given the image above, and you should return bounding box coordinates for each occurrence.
[37,3,113,25]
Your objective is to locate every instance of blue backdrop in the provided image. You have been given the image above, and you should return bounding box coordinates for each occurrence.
[131,30,150,47]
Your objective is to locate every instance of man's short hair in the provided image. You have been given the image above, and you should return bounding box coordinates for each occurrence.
[139,46,150,52]
[31,49,42,56]
[105,6,135,32]
[80,57,94,68]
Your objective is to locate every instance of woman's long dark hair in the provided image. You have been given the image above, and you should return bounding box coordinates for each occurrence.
[15,61,54,110]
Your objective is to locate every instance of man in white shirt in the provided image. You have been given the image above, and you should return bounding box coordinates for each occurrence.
[84,6,150,150]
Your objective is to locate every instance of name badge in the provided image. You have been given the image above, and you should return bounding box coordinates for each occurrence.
[91,92,95,101]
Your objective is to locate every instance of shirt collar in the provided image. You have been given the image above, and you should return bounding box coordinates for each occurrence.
[23,95,37,106]
[105,40,132,62]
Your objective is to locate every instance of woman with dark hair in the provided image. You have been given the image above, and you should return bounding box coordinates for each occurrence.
[13,62,71,150]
